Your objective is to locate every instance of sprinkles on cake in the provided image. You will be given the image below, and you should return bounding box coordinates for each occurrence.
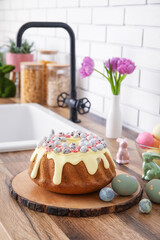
[37,130,107,154]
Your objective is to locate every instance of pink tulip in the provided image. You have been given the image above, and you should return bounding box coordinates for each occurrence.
[117,58,135,74]
[105,57,120,72]
[79,57,94,79]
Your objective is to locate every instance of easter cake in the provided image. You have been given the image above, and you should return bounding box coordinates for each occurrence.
[28,130,116,194]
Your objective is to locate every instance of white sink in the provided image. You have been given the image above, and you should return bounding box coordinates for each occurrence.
[0,103,86,152]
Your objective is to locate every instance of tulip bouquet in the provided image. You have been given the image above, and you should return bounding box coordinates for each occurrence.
[79,57,136,95]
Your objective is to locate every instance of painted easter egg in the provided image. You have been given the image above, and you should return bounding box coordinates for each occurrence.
[153,137,160,149]
[139,199,152,214]
[136,132,154,149]
[99,187,115,202]
[145,179,160,204]
[153,123,160,141]
[111,174,139,196]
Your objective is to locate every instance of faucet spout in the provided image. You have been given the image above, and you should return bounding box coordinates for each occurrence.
[16,21,79,122]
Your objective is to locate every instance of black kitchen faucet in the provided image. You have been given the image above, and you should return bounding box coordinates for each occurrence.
[16,21,91,123]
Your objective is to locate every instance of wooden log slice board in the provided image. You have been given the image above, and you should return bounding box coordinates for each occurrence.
[10,169,143,217]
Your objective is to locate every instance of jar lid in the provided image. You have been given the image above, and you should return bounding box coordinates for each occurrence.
[21,62,44,67]
[38,50,58,55]
[46,63,69,68]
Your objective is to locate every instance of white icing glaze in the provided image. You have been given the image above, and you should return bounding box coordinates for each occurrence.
[30,147,46,179]
[30,146,116,185]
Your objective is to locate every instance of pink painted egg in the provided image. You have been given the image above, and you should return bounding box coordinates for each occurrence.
[136,132,154,149]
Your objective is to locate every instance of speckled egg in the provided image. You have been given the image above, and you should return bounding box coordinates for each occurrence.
[139,199,152,214]
[111,174,139,196]
[145,179,160,204]
[99,187,115,202]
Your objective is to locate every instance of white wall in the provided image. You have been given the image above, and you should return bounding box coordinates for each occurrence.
[0,0,160,133]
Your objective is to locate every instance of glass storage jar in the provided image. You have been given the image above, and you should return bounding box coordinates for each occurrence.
[21,62,44,103]
[37,50,58,62]
[37,50,58,103]
[46,63,70,107]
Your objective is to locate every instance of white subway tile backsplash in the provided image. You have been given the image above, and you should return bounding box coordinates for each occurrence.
[94,60,105,75]
[3,31,15,43]
[77,72,89,90]
[121,86,159,114]
[46,9,67,22]
[78,89,104,113]
[140,70,160,94]
[110,0,146,5]
[0,11,4,20]
[23,28,38,37]
[27,35,46,49]
[67,8,92,24]
[122,69,139,87]
[65,39,70,54]
[24,0,38,9]
[148,0,160,3]
[46,37,66,52]
[91,43,121,60]
[123,47,160,70]
[121,105,138,127]
[38,0,56,8]
[70,24,78,38]
[89,77,109,96]
[10,21,22,33]
[10,0,23,9]
[30,9,46,21]
[143,28,160,49]
[55,24,78,39]
[139,111,160,132]
[93,7,124,25]
[56,29,69,39]
[107,26,142,46]
[57,0,79,7]
[80,0,108,6]
[77,56,84,69]
[76,40,90,56]
[79,25,106,42]
[125,6,160,26]
[37,28,55,37]
[4,10,16,21]
[16,10,30,21]
[0,0,10,10]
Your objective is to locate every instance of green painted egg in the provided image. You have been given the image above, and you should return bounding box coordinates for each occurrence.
[111,174,139,196]
[139,199,152,214]
[145,179,160,204]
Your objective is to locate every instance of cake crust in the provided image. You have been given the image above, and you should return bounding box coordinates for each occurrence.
[28,152,116,194]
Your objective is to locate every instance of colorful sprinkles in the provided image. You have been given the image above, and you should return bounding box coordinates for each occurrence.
[37,130,107,154]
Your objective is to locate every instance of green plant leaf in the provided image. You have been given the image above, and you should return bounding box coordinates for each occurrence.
[108,60,115,94]
[0,77,16,98]
[0,65,15,74]
[7,38,34,54]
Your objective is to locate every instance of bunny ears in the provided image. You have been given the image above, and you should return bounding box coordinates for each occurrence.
[116,138,127,143]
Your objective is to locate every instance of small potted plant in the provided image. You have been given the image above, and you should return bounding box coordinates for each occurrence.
[5,39,34,72]
[5,39,34,96]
